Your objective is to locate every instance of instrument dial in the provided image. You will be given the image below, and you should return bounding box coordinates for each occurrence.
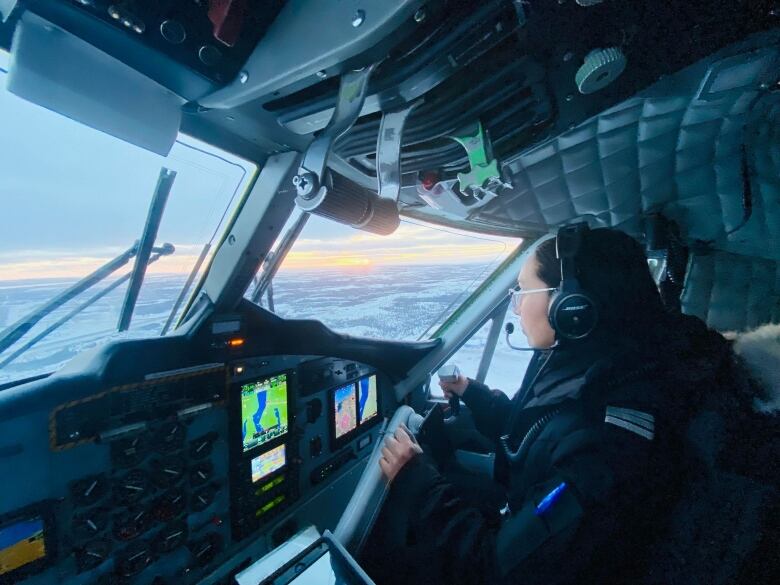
[71,474,109,507]
[153,521,188,555]
[189,432,218,459]
[111,435,147,467]
[150,457,186,489]
[75,538,112,572]
[113,508,152,541]
[190,461,214,487]
[113,469,150,505]
[151,490,187,522]
[154,421,185,453]
[188,532,223,568]
[116,541,154,578]
[191,483,220,512]
[72,506,110,540]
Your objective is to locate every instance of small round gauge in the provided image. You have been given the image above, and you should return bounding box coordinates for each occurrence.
[75,538,112,572]
[71,474,109,507]
[113,469,150,505]
[188,532,223,567]
[191,483,220,512]
[151,490,187,522]
[189,461,214,486]
[116,541,154,578]
[153,521,188,555]
[72,506,110,540]
[113,508,152,541]
[154,421,185,454]
[189,432,218,460]
[111,435,147,467]
[150,457,186,489]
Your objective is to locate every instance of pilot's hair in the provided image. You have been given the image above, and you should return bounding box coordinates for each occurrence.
[534,228,665,338]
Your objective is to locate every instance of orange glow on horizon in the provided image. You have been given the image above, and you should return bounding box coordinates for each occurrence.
[0,253,207,282]
[0,228,521,281]
[279,241,509,271]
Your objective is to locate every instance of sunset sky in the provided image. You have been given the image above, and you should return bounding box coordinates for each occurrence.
[280,218,517,270]
[0,50,518,283]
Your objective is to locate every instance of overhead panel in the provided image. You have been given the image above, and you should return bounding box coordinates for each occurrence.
[199,0,424,109]
[472,33,780,261]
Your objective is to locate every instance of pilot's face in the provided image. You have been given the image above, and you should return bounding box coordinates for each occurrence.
[514,254,556,349]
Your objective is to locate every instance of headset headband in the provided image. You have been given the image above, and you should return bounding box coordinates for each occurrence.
[556,223,588,284]
[548,223,597,340]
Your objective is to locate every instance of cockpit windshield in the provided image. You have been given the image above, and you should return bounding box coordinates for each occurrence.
[0,51,256,386]
[246,210,521,341]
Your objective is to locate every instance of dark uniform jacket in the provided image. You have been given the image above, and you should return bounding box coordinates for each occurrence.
[364,319,731,585]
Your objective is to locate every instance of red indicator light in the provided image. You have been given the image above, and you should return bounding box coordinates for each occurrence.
[228,338,245,347]
[421,171,439,190]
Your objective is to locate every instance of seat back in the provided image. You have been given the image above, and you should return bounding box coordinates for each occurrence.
[732,322,780,413]
[642,324,780,583]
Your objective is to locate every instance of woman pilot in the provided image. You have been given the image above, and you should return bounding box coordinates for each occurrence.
[364,225,737,585]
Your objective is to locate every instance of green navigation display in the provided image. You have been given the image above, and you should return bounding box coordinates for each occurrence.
[241,374,288,452]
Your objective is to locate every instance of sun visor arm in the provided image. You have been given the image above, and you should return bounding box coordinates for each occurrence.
[6,12,183,155]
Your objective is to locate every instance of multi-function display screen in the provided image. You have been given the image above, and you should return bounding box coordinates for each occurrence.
[0,517,46,577]
[333,382,358,439]
[241,374,288,452]
[357,375,378,423]
[332,374,379,441]
[251,444,286,483]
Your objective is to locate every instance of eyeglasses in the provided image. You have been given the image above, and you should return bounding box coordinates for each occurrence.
[508,285,557,311]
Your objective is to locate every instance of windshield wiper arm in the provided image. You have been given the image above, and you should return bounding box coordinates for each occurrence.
[250,211,309,304]
[160,242,211,336]
[0,246,174,369]
[0,244,139,356]
[117,168,176,332]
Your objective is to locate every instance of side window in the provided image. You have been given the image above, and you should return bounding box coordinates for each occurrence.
[431,303,534,399]
[433,255,670,399]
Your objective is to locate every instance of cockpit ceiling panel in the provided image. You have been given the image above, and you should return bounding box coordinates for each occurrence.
[468,32,780,262]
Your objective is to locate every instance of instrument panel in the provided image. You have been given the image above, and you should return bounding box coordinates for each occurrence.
[0,352,387,585]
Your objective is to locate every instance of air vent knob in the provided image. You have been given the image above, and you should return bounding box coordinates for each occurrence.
[575,47,627,94]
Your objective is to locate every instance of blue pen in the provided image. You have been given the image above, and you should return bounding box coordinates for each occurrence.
[535,482,568,516]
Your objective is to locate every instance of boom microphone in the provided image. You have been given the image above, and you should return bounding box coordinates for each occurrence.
[505,322,536,351]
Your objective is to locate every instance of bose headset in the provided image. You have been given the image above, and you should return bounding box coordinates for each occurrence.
[547,223,598,341]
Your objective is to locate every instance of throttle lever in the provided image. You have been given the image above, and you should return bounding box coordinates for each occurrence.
[437,364,461,417]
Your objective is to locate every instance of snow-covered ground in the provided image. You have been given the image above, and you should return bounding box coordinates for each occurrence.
[0,265,532,393]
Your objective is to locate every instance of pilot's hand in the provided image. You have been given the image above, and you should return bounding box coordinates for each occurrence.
[439,374,469,398]
[379,424,423,483]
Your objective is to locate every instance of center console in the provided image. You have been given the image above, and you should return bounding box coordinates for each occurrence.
[235,528,374,585]
[229,369,298,541]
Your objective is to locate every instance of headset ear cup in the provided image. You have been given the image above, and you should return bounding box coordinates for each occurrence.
[551,222,596,340]
[547,290,561,332]
[549,289,598,340]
